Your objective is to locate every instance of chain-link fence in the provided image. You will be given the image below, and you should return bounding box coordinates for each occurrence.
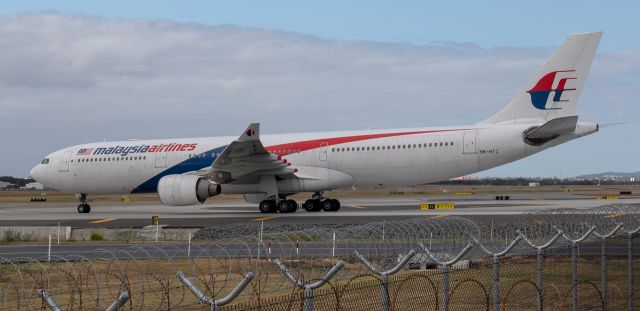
[1,203,639,310]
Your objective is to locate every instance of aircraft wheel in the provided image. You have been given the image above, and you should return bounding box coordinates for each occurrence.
[77,204,91,213]
[278,200,292,213]
[287,199,298,213]
[322,199,336,212]
[329,199,340,212]
[304,199,321,212]
[259,200,277,213]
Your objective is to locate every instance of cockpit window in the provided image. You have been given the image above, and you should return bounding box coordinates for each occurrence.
[41,158,50,164]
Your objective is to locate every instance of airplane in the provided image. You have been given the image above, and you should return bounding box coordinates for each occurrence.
[30,32,602,214]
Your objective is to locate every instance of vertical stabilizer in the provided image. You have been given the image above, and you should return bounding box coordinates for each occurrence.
[483,32,601,124]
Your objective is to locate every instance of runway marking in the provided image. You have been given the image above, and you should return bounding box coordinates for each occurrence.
[253,216,279,222]
[90,218,117,224]
[350,205,366,209]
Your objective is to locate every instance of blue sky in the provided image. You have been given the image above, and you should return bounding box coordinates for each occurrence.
[0,1,638,178]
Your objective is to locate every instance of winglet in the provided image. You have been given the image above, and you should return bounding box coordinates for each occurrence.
[239,123,260,141]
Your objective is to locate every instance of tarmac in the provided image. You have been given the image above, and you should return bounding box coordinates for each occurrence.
[0,192,637,228]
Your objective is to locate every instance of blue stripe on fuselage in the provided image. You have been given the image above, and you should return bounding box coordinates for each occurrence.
[131,145,228,193]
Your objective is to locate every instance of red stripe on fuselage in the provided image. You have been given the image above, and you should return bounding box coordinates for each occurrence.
[264,129,471,156]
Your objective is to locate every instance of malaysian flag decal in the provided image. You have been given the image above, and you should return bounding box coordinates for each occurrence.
[77,148,94,155]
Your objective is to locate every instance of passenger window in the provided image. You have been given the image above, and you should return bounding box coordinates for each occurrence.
[440,142,443,147]
[445,142,448,146]
[451,141,454,146]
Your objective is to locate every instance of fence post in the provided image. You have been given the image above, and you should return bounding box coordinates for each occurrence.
[556,226,595,311]
[105,292,130,311]
[48,234,52,263]
[628,232,634,311]
[469,235,521,311]
[39,290,63,311]
[274,259,344,311]
[187,232,192,258]
[442,264,449,311]
[601,237,608,311]
[518,229,565,311]
[418,242,474,311]
[571,241,578,311]
[354,249,416,311]
[536,247,543,311]
[492,254,500,311]
[305,286,314,311]
[177,271,254,310]
[591,223,623,311]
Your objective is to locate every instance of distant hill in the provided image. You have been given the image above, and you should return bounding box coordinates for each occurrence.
[575,171,640,180]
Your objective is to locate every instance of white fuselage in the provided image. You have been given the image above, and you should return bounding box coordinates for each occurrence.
[30,122,598,196]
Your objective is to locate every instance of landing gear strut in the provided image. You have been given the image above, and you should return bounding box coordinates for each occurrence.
[77,193,91,214]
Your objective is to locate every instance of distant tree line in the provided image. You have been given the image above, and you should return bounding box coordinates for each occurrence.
[0,176,35,188]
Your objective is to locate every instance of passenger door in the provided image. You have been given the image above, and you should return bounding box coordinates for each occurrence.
[463,131,478,154]
[155,152,167,168]
[319,142,328,161]
[58,150,73,172]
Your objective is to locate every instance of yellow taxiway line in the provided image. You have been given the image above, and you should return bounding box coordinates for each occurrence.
[90,218,117,224]
[431,215,449,219]
[253,216,279,222]
[350,205,366,209]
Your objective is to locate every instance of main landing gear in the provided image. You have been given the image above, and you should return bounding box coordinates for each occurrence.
[304,198,340,212]
[77,193,91,214]
[259,199,298,213]
[259,192,340,213]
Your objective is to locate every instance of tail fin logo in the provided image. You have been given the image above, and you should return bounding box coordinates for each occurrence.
[527,70,576,110]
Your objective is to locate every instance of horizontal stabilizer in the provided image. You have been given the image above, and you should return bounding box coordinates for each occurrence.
[523,116,578,145]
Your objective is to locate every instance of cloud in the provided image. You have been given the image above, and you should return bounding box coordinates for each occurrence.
[0,13,638,177]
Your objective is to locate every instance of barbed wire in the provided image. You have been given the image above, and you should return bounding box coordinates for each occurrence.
[1,203,639,310]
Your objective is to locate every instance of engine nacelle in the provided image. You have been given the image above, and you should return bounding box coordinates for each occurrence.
[157,174,221,206]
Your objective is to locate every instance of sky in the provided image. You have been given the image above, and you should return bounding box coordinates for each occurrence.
[0,1,638,178]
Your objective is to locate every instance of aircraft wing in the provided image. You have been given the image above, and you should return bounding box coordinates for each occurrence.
[192,123,295,183]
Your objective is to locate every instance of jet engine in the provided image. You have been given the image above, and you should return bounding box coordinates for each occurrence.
[157,174,221,206]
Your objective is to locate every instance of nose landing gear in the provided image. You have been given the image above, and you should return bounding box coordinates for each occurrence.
[77,193,91,213]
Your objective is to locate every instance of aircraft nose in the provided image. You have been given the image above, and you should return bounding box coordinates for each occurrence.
[30,165,40,181]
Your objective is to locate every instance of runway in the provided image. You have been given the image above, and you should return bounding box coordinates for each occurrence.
[0,192,637,228]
